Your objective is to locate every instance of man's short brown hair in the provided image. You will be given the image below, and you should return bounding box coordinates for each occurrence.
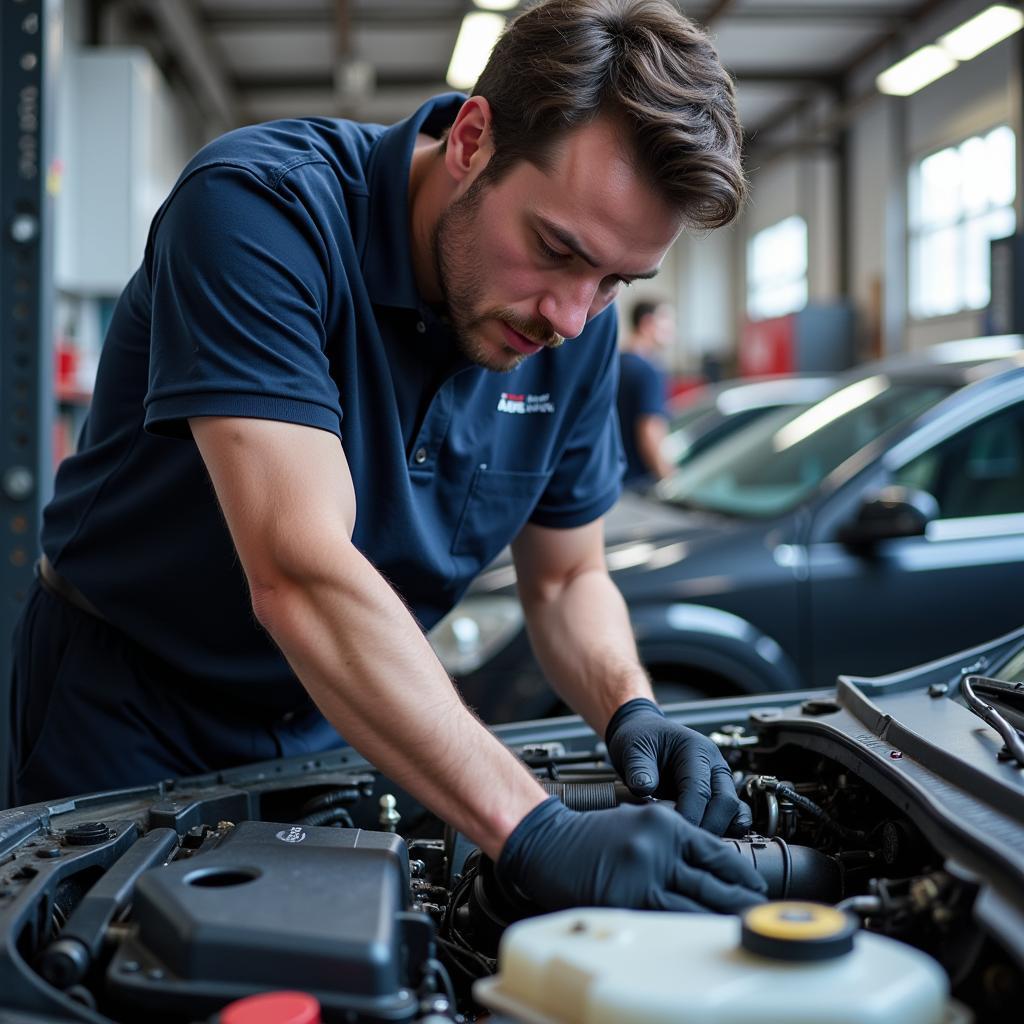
[472,0,746,230]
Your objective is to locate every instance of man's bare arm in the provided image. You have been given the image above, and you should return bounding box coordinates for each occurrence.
[636,413,673,480]
[190,415,547,858]
[511,518,654,735]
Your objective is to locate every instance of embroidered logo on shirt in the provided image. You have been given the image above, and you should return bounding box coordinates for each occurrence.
[497,392,555,415]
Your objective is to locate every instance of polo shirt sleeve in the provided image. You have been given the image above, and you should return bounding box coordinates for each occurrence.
[529,311,625,529]
[142,162,344,440]
[635,357,669,417]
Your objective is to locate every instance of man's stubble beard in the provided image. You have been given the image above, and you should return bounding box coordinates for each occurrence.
[432,177,564,373]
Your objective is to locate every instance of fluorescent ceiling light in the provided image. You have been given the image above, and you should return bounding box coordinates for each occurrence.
[876,45,958,97]
[447,12,506,90]
[939,4,1024,61]
[474,0,519,10]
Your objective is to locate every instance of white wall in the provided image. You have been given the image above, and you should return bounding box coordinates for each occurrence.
[617,225,739,374]
[675,227,735,369]
[733,106,842,346]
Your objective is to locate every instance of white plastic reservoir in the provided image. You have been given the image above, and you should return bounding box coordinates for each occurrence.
[473,905,951,1024]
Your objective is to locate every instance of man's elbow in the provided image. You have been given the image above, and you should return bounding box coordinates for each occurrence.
[517,561,608,613]
[246,528,359,632]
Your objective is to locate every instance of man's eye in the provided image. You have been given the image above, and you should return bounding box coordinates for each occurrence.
[537,236,568,261]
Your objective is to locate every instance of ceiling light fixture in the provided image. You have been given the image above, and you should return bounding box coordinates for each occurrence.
[447,12,506,90]
[938,4,1024,61]
[877,4,1024,97]
[876,45,958,97]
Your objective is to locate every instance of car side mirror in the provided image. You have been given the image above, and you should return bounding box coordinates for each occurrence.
[837,486,939,549]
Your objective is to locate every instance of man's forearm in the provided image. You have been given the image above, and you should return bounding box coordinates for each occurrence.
[520,566,654,734]
[252,543,547,859]
[637,415,673,480]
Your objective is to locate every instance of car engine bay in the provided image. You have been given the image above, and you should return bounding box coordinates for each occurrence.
[2,675,1023,1024]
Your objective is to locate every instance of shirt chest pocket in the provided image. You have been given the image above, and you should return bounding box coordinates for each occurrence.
[451,466,551,566]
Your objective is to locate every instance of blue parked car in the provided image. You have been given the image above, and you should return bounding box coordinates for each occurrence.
[435,340,1024,721]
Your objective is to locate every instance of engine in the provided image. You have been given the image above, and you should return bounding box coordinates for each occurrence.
[0,732,1020,1023]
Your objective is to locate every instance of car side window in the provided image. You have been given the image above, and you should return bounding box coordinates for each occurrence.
[892,404,1024,519]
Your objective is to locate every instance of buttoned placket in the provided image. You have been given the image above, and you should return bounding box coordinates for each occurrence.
[407,313,461,472]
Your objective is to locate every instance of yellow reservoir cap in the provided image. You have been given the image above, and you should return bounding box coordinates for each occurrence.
[741,901,858,961]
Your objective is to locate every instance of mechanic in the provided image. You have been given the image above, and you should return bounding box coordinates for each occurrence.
[10,0,767,915]
[617,299,675,487]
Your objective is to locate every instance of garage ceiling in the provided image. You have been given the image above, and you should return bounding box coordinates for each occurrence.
[107,0,939,144]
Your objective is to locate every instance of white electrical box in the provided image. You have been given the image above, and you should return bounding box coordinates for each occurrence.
[55,49,186,296]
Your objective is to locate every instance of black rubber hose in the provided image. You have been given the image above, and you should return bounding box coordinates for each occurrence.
[724,836,844,902]
[298,787,362,817]
[761,780,867,842]
[540,780,619,810]
[298,806,355,828]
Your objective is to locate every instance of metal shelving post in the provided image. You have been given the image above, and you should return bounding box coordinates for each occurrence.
[0,0,60,804]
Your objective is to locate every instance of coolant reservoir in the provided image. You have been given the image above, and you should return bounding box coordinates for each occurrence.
[473,902,950,1024]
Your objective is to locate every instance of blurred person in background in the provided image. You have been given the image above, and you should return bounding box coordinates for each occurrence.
[618,299,675,487]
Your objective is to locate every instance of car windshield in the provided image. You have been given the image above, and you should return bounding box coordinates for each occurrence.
[668,396,716,433]
[657,375,953,518]
[995,645,1024,682]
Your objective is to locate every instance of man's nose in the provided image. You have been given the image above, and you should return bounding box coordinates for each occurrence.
[538,279,599,341]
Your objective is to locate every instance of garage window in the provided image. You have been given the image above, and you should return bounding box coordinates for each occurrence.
[908,125,1016,319]
[746,215,808,320]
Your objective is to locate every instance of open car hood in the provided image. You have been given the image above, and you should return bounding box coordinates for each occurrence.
[2,625,1024,1022]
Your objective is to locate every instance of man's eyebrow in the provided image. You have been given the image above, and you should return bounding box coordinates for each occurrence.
[537,216,661,280]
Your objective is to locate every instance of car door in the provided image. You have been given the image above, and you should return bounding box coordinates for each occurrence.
[804,394,1024,684]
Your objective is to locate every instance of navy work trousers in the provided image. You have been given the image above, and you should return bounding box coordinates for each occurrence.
[8,581,342,808]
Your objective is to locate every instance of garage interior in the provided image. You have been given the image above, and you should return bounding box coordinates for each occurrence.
[2,2,1024,1023]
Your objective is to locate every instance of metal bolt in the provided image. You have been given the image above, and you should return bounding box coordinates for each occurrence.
[145,967,164,981]
[10,213,38,244]
[927,683,949,698]
[20,52,37,71]
[379,794,401,831]
[22,14,39,34]
[120,960,140,974]
[2,466,34,501]
[890,750,903,760]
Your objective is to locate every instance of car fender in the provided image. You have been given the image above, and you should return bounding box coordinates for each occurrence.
[631,601,803,694]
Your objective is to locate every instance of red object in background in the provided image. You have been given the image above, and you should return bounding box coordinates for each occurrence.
[666,374,705,402]
[55,338,79,395]
[739,315,795,376]
[219,991,321,1024]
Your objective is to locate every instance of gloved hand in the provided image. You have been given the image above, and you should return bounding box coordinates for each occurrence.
[606,697,752,835]
[497,797,767,913]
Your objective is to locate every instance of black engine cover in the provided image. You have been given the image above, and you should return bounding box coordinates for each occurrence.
[106,821,430,1021]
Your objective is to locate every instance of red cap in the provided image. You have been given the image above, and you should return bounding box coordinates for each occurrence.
[220,992,321,1024]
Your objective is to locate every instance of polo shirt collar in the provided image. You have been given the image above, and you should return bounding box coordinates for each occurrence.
[362,93,466,311]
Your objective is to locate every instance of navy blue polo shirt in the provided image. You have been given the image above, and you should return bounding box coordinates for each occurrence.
[41,94,624,722]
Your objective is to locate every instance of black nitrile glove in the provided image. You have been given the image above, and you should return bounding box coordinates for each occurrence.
[497,797,767,913]
[606,697,752,835]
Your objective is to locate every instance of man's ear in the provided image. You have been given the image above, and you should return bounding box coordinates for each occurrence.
[444,96,495,185]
